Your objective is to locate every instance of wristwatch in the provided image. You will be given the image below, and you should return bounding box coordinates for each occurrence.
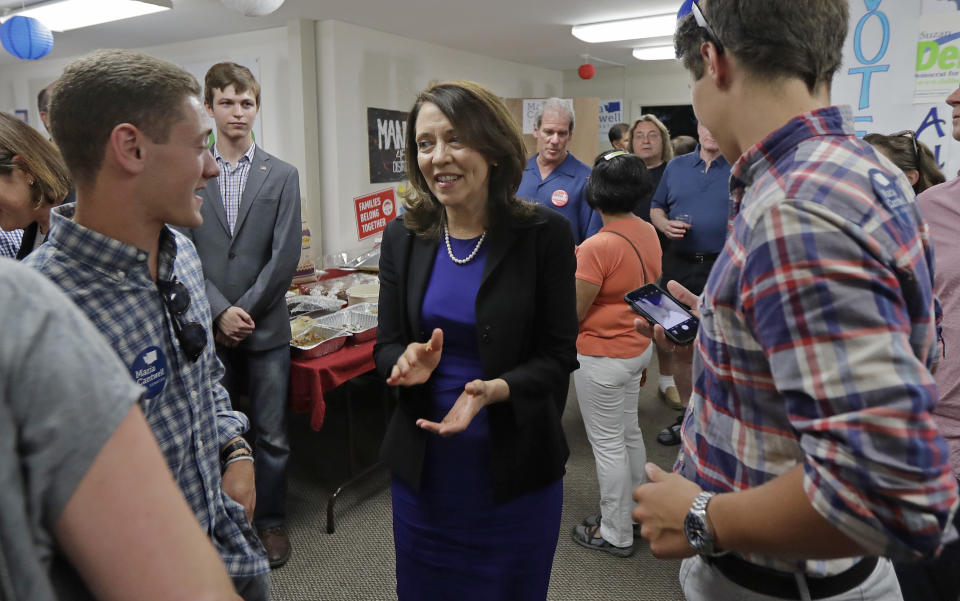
[684,491,727,556]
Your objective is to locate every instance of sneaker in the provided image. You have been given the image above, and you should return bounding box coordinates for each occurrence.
[656,414,683,446]
[658,385,683,410]
[571,523,634,557]
[581,512,641,535]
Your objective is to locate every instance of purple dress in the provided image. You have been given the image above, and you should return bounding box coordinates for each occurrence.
[391,235,563,601]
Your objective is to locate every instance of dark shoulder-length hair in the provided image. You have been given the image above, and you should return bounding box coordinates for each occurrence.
[401,80,534,239]
[586,150,652,214]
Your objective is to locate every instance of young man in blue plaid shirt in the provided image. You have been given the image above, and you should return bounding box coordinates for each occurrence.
[24,50,271,600]
[632,2,958,600]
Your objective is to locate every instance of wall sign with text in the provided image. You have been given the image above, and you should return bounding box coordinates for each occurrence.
[354,188,397,240]
[367,107,409,183]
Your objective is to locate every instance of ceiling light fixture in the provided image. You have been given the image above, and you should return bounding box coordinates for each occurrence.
[0,0,172,32]
[632,46,676,61]
[571,13,677,44]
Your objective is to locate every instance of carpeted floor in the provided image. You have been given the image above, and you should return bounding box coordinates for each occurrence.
[272,355,686,600]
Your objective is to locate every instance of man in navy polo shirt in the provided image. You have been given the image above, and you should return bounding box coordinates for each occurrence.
[649,123,731,444]
[517,98,602,244]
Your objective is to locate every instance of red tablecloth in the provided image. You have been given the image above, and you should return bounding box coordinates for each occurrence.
[289,340,377,430]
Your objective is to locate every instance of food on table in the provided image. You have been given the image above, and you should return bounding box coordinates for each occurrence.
[292,328,329,347]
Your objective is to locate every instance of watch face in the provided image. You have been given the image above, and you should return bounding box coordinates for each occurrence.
[684,512,707,551]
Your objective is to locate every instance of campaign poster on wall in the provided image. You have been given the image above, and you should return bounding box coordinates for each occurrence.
[367,107,408,184]
[598,99,624,141]
[354,188,397,240]
[914,14,960,103]
[834,0,960,177]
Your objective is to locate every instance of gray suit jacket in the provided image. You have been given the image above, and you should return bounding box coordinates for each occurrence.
[182,145,302,351]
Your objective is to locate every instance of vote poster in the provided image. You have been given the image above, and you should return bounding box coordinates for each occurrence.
[834,0,960,176]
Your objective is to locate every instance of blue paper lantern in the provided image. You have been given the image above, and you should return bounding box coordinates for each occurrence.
[0,16,54,60]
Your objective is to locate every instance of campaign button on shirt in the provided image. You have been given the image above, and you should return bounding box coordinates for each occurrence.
[130,345,168,399]
[551,189,569,207]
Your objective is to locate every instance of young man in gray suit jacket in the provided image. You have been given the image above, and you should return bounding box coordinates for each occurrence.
[182,62,302,568]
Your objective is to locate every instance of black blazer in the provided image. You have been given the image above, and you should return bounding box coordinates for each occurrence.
[374,205,579,503]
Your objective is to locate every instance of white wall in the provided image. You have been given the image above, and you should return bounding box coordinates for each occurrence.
[560,0,960,176]
[0,27,299,163]
[563,61,691,123]
[314,19,563,259]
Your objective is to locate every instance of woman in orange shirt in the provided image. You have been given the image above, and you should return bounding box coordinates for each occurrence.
[570,151,662,557]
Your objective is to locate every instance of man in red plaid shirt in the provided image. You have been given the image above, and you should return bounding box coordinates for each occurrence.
[632,2,958,600]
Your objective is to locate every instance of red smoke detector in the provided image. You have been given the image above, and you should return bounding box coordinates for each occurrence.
[578,63,596,80]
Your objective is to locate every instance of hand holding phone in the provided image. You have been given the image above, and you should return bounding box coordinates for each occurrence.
[625,283,699,345]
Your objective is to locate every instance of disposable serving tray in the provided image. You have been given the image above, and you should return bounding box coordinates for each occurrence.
[316,309,378,343]
[290,324,349,359]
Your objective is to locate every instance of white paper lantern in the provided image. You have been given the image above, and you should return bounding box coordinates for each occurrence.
[220,0,285,16]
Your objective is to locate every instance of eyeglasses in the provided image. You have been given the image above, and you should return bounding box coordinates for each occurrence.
[157,278,207,362]
[678,0,725,55]
[892,130,921,165]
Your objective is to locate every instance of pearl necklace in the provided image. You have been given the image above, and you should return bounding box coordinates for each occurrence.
[444,225,487,265]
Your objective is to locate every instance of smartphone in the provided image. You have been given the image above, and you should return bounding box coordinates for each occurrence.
[624,283,699,345]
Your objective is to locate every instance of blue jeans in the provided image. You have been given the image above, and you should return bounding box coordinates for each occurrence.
[219,344,290,528]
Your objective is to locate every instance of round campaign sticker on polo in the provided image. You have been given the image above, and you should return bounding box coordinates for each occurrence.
[130,346,168,399]
[551,189,569,207]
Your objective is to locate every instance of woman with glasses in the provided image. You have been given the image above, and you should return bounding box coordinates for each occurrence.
[628,114,673,222]
[629,114,681,411]
[570,150,662,558]
[864,131,944,195]
[0,112,72,259]
[375,81,578,601]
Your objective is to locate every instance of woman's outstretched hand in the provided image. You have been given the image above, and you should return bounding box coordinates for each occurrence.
[386,328,444,387]
[417,378,509,436]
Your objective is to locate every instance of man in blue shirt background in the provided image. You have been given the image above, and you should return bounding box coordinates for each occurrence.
[517,98,602,244]
[649,123,731,445]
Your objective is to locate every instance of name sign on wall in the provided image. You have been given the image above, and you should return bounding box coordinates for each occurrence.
[914,14,960,103]
[367,107,409,183]
[834,0,960,176]
[354,188,397,240]
[598,99,624,141]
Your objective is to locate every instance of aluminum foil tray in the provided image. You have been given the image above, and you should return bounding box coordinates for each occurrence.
[290,324,349,359]
[316,309,378,342]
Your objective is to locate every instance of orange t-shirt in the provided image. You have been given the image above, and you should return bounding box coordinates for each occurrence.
[576,218,662,358]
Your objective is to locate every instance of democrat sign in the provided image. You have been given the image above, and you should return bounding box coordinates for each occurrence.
[834,0,960,177]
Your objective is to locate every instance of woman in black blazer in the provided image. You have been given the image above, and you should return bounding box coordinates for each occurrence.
[0,113,72,260]
[374,81,578,601]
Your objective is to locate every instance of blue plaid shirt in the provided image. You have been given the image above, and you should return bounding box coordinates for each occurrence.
[0,228,22,258]
[679,106,957,575]
[24,204,268,577]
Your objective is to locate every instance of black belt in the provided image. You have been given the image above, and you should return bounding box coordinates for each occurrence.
[674,251,719,264]
[705,554,878,600]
